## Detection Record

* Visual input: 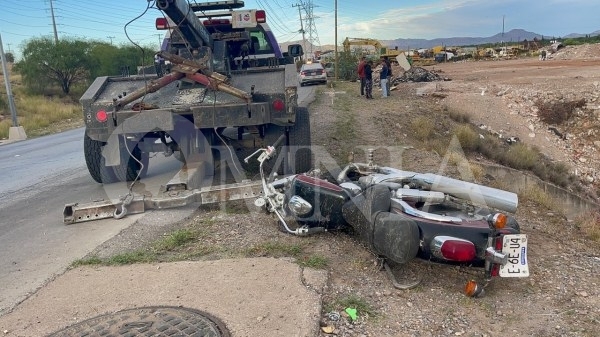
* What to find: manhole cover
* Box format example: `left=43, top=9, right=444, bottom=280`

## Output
left=46, top=306, right=231, bottom=337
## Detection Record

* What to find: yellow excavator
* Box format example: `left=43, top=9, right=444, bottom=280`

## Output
left=342, top=37, right=402, bottom=58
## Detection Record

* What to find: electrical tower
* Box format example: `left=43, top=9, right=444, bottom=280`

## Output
left=303, top=0, right=321, bottom=57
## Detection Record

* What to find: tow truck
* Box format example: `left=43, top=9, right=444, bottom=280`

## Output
left=67, top=0, right=310, bottom=223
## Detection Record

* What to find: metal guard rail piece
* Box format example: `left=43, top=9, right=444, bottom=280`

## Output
left=63, top=181, right=263, bottom=224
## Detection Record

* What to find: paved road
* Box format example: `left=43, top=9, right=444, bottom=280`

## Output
left=0, top=85, right=315, bottom=316
left=0, top=127, right=182, bottom=316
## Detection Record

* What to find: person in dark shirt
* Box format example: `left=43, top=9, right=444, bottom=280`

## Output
left=379, top=59, right=389, bottom=98
left=364, top=60, right=373, bottom=99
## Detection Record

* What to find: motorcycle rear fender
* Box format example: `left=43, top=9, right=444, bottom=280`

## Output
left=372, top=211, right=420, bottom=264
left=342, top=184, right=420, bottom=265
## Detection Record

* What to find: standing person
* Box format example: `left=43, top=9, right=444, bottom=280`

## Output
left=364, top=60, right=373, bottom=99
left=379, top=59, right=389, bottom=98
left=385, top=56, right=392, bottom=95
left=357, top=56, right=366, bottom=96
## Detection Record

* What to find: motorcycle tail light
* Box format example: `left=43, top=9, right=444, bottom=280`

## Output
left=491, top=235, right=504, bottom=277
left=487, top=213, right=507, bottom=229
left=431, top=236, right=476, bottom=262
left=288, top=195, right=312, bottom=216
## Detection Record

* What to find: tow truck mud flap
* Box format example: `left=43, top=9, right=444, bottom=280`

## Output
left=63, top=181, right=263, bottom=224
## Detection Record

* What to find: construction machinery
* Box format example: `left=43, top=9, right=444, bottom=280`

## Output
left=342, top=37, right=402, bottom=58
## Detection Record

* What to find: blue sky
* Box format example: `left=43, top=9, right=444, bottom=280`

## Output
left=1, top=0, right=599, bottom=58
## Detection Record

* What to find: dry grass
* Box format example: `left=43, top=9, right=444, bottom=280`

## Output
left=446, top=108, right=471, bottom=123
left=500, top=143, right=539, bottom=170
left=0, top=95, right=81, bottom=139
left=518, top=184, right=561, bottom=212
left=453, top=124, right=479, bottom=151
left=536, top=99, right=586, bottom=125
left=411, top=116, right=434, bottom=141
left=1, top=68, right=82, bottom=139
left=574, top=211, right=600, bottom=241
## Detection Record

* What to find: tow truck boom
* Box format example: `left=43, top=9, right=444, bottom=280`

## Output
left=156, top=0, right=213, bottom=48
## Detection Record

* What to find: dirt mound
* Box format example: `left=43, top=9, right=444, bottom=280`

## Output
left=547, top=42, right=600, bottom=60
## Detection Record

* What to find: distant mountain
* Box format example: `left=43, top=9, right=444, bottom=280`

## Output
left=381, top=29, right=548, bottom=50
left=281, top=28, right=600, bottom=54
left=564, top=30, right=600, bottom=38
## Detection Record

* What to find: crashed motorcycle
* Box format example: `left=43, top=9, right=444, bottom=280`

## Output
left=245, top=135, right=530, bottom=297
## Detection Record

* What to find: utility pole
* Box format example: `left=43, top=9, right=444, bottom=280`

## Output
left=502, top=15, right=505, bottom=52
left=156, top=34, right=163, bottom=50
left=49, top=0, right=59, bottom=44
left=107, top=36, right=115, bottom=45
left=334, top=0, right=338, bottom=80
left=293, top=2, right=306, bottom=61
left=0, top=33, right=26, bottom=140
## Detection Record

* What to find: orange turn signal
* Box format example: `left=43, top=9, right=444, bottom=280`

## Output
left=491, top=213, right=507, bottom=229
left=464, top=280, right=484, bottom=297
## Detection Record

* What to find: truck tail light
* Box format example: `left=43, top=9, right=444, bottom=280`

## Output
left=431, top=236, right=476, bottom=262
left=255, top=10, right=266, bottom=23
left=96, top=110, right=108, bottom=123
left=272, top=99, right=285, bottom=111
left=156, top=17, right=169, bottom=30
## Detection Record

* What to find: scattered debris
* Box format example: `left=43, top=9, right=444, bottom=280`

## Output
left=393, top=67, right=448, bottom=84
left=506, top=136, right=520, bottom=144
left=321, top=326, right=335, bottom=334
left=548, top=126, right=566, bottom=140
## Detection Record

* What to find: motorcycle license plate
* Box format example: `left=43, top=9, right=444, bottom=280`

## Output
left=499, top=234, right=529, bottom=277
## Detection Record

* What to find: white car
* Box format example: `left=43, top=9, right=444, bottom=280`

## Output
left=298, top=63, right=327, bottom=86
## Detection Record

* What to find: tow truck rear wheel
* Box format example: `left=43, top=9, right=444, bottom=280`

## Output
left=111, top=139, right=149, bottom=183
left=265, top=107, right=312, bottom=175
left=84, top=134, right=148, bottom=184
left=84, top=134, right=111, bottom=183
